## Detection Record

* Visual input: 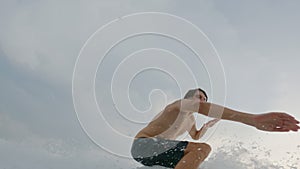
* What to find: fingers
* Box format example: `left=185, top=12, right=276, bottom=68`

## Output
left=256, top=112, right=300, bottom=132
left=273, top=120, right=300, bottom=132
left=266, top=126, right=297, bottom=132
left=282, top=123, right=300, bottom=132
left=271, top=113, right=300, bottom=130
left=212, top=118, right=221, bottom=123
left=206, top=119, right=220, bottom=127
left=258, top=122, right=300, bottom=132
left=281, top=118, right=299, bottom=124
left=272, top=127, right=290, bottom=132
left=277, top=113, right=300, bottom=123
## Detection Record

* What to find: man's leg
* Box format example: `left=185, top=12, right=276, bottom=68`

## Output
left=175, top=142, right=211, bottom=169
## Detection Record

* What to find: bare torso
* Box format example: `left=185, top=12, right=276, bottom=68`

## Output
left=135, top=108, right=195, bottom=140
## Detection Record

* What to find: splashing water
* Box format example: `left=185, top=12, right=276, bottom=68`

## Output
left=133, top=139, right=299, bottom=169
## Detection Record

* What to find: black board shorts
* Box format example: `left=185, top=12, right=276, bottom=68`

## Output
left=131, top=137, right=188, bottom=168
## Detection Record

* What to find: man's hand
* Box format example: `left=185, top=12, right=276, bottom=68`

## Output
left=253, top=112, right=300, bottom=132
left=203, top=118, right=220, bottom=128
left=194, top=119, right=220, bottom=139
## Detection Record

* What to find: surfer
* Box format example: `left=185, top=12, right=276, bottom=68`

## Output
left=131, top=88, right=300, bottom=169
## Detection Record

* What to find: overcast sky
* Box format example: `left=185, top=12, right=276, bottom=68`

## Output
left=1, top=0, right=300, bottom=168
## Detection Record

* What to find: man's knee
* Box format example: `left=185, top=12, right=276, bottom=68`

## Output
left=200, top=143, right=211, bottom=153
left=186, top=142, right=211, bottom=154
left=184, top=142, right=211, bottom=162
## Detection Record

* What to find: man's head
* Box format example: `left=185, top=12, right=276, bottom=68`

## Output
left=184, top=88, right=208, bottom=102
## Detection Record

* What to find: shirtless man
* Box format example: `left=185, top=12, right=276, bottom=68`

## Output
left=131, top=88, right=300, bottom=169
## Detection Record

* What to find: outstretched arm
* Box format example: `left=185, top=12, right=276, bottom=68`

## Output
left=198, top=102, right=300, bottom=132
left=173, top=99, right=300, bottom=132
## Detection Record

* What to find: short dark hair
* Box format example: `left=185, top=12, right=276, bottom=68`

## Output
left=183, top=88, right=208, bottom=101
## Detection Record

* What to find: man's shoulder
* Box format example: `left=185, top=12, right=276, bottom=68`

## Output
left=164, top=100, right=181, bottom=112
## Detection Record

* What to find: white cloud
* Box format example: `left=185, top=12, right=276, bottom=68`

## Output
left=0, top=0, right=143, bottom=86
left=1, top=0, right=300, bottom=168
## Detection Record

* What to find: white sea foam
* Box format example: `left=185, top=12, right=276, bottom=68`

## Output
left=1, top=137, right=298, bottom=169
left=134, top=139, right=299, bottom=169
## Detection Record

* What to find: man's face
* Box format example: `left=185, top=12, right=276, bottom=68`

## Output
left=192, top=90, right=207, bottom=102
